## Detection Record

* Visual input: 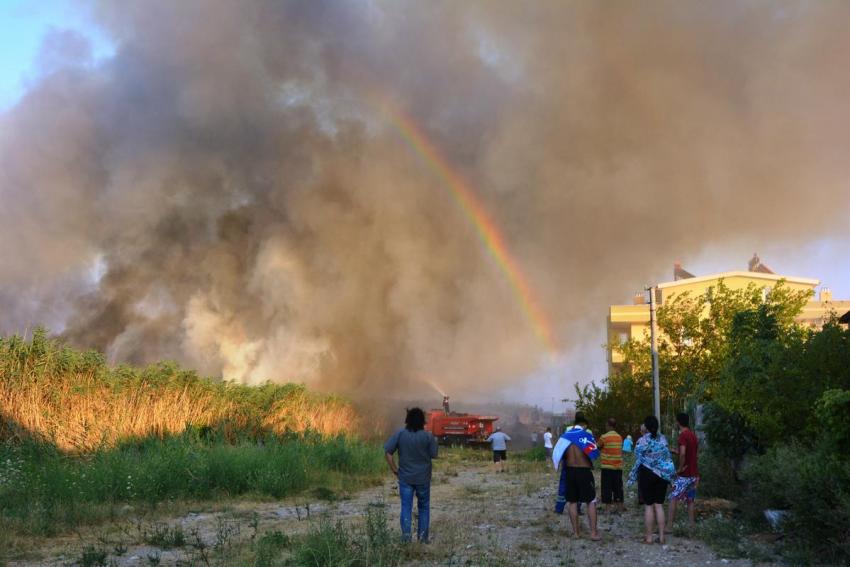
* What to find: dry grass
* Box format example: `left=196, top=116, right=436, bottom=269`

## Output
left=0, top=328, right=357, bottom=452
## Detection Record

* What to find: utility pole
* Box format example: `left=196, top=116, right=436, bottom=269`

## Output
left=647, top=285, right=661, bottom=422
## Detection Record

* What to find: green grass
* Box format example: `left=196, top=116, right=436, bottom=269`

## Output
left=289, top=504, right=401, bottom=567
left=0, top=433, right=384, bottom=537
left=517, top=445, right=547, bottom=462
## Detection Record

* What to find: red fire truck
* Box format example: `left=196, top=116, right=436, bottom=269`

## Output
left=425, top=396, right=499, bottom=446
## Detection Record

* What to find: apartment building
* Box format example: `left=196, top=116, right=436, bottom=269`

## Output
left=607, top=255, right=850, bottom=374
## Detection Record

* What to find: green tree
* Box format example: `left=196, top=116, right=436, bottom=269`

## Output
left=589, top=280, right=812, bottom=439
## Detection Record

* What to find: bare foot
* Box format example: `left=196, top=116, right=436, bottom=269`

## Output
left=590, top=533, right=602, bottom=541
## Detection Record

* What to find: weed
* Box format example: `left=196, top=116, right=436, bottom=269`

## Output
left=111, top=538, right=128, bottom=556
left=252, top=530, right=290, bottom=567
left=78, top=544, right=110, bottom=567
left=311, top=486, right=337, bottom=501
left=518, top=445, right=548, bottom=462
left=288, top=503, right=401, bottom=567
left=143, top=522, right=187, bottom=549
left=248, top=512, right=260, bottom=542
left=291, top=518, right=353, bottom=566
left=146, top=550, right=161, bottom=565
left=697, top=515, right=746, bottom=558
left=517, top=541, right=541, bottom=552
left=188, top=527, right=211, bottom=567
left=362, top=503, right=399, bottom=566
left=214, top=517, right=241, bottom=553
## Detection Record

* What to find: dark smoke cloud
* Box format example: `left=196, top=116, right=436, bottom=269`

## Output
left=2, top=0, right=849, bottom=397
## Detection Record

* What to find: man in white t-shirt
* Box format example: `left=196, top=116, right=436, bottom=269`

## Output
left=543, top=427, right=554, bottom=468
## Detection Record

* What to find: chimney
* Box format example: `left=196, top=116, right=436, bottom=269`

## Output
left=633, top=291, right=646, bottom=305
left=820, top=288, right=832, bottom=302
left=748, top=253, right=760, bottom=271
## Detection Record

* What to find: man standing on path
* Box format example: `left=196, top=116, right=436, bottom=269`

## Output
left=554, top=424, right=584, bottom=514
left=384, top=407, right=438, bottom=543
left=544, top=427, right=554, bottom=469
left=486, top=426, right=511, bottom=473
left=552, top=413, right=601, bottom=540
left=669, top=412, right=699, bottom=530
left=599, top=418, right=625, bottom=514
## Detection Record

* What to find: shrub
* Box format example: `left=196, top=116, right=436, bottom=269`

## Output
left=697, top=449, right=741, bottom=500
left=742, top=443, right=850, bottom=564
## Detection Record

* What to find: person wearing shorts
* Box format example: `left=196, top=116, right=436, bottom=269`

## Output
left=552, top=413, right=601, bottom=540
left=628, top=416, right=675, bottom=544
left=669, top=412, right=699, bottom=529
left=486, top=427, right=511, bottom=473
left=638, top=465, right=669, bottom=505
left=598, top=418, right=625, bottom=514
left=565, top=466, right=596, bottom=504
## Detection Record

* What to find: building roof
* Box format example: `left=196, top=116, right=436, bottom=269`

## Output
left=656, top=271, right=820, bottom=291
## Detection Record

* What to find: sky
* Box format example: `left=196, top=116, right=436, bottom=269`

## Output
left=0, top=0, right=112, bottom=110
left=1, top=1, right=849, bottom=406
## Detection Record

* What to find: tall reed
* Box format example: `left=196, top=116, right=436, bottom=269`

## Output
left=0, top=328, right=357, bottom=452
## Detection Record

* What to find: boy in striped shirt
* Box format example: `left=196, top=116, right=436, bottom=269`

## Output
left=598, top=418, right=625, bottom=514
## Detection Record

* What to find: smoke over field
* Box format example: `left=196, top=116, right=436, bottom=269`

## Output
left=1, top=1, right=849, bottom=397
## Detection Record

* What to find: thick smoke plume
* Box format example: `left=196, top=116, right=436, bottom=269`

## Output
left=2, top=1, right=849, bottom=397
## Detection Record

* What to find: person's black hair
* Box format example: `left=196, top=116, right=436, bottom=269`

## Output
left=607, top=417, right=617, bottom=429
left=574, top=412, right=589, bottom=426
left=546, top=427, right=552, bottom=432
left=405, top=407, right=426, bottom=432
left=676, top=413, right=690, bottom=428
left=643, top=415, right=659, bottom=439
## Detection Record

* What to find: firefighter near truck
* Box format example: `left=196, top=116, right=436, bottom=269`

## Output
left=425, top=396, right=499, bottom=446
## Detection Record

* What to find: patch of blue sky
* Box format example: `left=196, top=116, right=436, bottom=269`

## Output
left=0, top=0, right=115, bottom=110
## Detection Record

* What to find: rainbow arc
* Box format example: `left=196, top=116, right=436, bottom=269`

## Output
left=375, top=97, right=557, bottom=355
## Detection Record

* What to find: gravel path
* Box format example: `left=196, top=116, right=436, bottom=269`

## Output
left=11, top=460, right=760, bottom=566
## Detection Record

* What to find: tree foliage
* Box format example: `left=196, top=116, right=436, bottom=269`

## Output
left=579, top=280, right=850, bottom=444
left=578, top=279, right=850, bottom=561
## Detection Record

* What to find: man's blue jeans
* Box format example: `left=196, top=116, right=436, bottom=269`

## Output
left=398, top=480, right=430, bottom=542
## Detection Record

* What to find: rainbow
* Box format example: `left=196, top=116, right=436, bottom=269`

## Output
left=375, top=98, right=557, bottom=355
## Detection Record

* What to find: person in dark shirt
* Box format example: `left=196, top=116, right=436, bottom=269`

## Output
left=669, top=412, right=699, bottom=530
left=384, top=407, right=438, bottom=542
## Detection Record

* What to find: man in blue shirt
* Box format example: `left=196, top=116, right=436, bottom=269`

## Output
left=384, top=407, right=438, bottom=542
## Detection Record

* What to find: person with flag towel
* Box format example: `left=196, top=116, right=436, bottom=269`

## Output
left=551, top=413, right=601, bottom=540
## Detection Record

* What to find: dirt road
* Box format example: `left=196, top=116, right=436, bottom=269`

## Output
left=14, top=457, right=757, bottom=566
